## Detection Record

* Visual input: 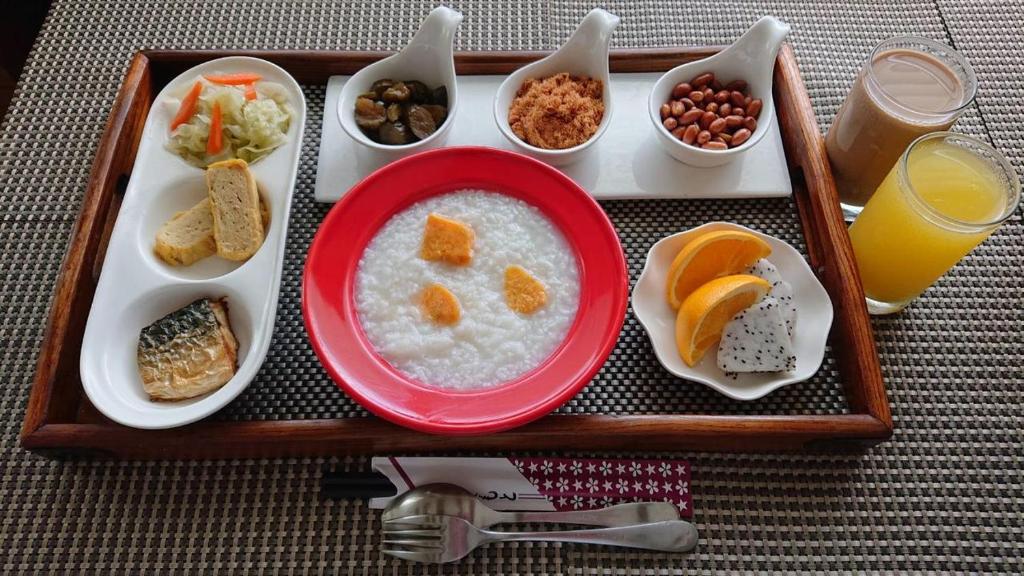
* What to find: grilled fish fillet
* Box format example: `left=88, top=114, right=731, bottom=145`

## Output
left=137, top=297, right=238, bottom=401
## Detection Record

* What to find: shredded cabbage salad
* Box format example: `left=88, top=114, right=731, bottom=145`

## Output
left=167, top=80, right=292, bottom=167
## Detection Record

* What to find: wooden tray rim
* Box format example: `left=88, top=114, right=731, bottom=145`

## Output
left=21, top=47, right=892, bottom=459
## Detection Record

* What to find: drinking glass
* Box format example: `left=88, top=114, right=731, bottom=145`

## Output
left=849, top=132, right=1020, bottom=315
left=826, top=37, right=976, bottom=221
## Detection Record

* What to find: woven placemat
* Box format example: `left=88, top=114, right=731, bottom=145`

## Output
left=1, top=1, right=1021, bottom=574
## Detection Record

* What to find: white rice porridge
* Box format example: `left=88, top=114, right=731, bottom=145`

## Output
left=355, top=190, right=580, bottom=389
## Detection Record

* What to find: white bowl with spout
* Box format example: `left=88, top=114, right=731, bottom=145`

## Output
left=338, top=6, right=462, bottom=162
left=649, top=16, right=790, bottom=168
left=493, top=8, right=620, bottom=167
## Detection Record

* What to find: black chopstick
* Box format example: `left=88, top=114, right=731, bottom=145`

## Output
left=321, top=470, right=397, bottom=499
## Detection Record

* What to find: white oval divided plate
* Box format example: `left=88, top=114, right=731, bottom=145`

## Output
left=632, top=222, right=833, bottom=401
left=80, top=57, right=306, bottom=429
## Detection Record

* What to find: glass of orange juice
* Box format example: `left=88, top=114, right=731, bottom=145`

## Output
left=849, top=132, right=1020, bottom=315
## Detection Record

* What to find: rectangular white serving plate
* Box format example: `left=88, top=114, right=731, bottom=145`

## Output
left=79, top=57, right=306, bottom=430
left=315, top=73, right=791, bottom=203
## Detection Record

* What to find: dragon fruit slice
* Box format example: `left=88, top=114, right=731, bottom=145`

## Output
left=746, top=259, right=783, bottom=285
left=746, top=259, right=796, bottom=337
left=717, top=296, right=796, bottom=373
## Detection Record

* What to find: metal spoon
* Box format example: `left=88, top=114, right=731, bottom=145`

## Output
left=381, top=483, right=681, bottom=528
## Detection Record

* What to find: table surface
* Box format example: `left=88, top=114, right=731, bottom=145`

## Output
left=1, top=1, right=1021, bottom=574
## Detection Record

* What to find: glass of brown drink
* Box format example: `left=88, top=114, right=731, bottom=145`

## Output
left=825, top=37, right=976, bottom=221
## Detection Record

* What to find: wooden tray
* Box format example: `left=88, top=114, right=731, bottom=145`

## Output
left=21, top=47, right=892, bottom=459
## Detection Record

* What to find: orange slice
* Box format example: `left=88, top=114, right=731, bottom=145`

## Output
left=418, top=283, right=461, bottom=326
left=665, top=230, right=771, bottom=309
left=675, top=274, right=770, bottom=367
left=504, top=265, right=547, bottom=314
left=420, top=213, right=474, bottom=266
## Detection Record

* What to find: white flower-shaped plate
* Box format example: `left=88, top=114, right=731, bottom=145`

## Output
left=631, top=222, right=834, bottom=401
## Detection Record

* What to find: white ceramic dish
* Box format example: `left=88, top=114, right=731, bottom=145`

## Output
left=316, top=74, right=792, bottom=202
left=493, top=8, right=619, bottom=167
left=337, top=6, right=462, bottom=165
left=631, top=222, right=833, bottom=401
left=649, top=16, right=790, bottom=167
left=80, top=56, right=306, bottom=429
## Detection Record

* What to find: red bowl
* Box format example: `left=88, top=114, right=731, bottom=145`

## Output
left=302, top=146, right=627, bottom=435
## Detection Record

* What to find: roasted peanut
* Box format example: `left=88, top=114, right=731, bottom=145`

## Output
left=706, top=102, right=719, bottom=114
left=671, top=126, right=687, bottom=139
left=719, top=132, right=733, bottom=144
left=681, top=97, right=695, bottom=110
left=733, top=107, right=744, bottom=117
left=714, top=90, right=730, bottom=104
left=697, top=130, right=712, bottom=145
left=725, top=79, right=747, bottom=92
left=731, top=128, right=752, bottom=146
left=680, top=108, right=704, bottom=125
left=743, top=116, right=757, bottom=132
left=699, top=111, right=717, bottom=129
left=709, top=117, right=727, bottom=134
left=729, top=91, right=746, bottom=107
left=691, top=72, right=714, bottom=88
left=710, top=78, right=723, bottom=91
left=688, top=90, right=705, bottom=103
left=671, top=100, right=686, bottom=117
left=660, top=103, right=672, bottom=119
left=744, top=95, right=752, bottom=107
left=725, top=115, right=744, bottom=129
left=719, top=103, right=732, bottom=117
left=682, top=123, right=700, bottom=144
left=663, top=117, right=679, bottom=130
left=703, top=141, right=728, bottom=150
left=672, top=82, right=693, bottom=99
left=702, top=87, right=714, bottom=100
left=746, top=98, right=763, bottom=118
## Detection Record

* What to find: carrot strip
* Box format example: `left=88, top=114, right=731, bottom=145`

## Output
left=206, top=102, right=223, bottom=155
left=170, top=81, right=203, bottom=131
left=244, top=83, right=257, bottom=101
left=204, top=73, right=263, bottom=85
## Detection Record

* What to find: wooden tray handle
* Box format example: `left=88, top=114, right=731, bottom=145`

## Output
left=774, top=45, right=891, bottom=431
left=21, top=53, right=152, bottom=439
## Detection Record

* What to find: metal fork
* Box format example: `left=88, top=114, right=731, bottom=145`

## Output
left=382, top=514, right=698, bottom=563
